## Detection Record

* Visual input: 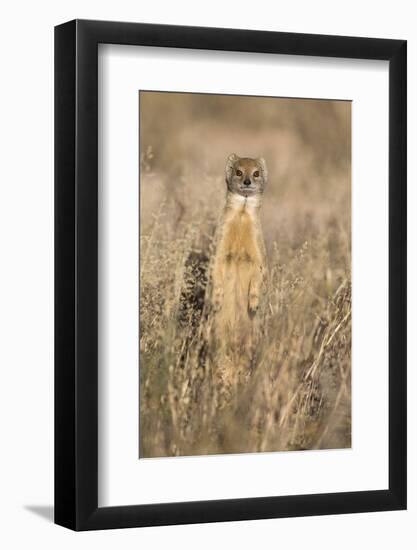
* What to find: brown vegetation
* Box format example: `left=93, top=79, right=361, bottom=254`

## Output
left=139, top=92, right=351, bottom=458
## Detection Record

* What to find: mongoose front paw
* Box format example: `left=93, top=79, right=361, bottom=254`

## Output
left=248, top=294, right=259, bottom=318
left=212, top=288, right=224, bottom=313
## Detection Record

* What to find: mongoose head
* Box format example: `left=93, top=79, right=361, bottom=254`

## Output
left=225, top=154, right=268, bottom=198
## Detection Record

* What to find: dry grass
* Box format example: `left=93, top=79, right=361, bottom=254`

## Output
left=139, top=92, right=351, bottom=458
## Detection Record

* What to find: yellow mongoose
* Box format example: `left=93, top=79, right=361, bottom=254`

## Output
left=212, top=154, right=267, bottom=349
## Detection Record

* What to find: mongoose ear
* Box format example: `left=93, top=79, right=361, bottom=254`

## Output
left=225, top=153, right=239, bottom=182
left=258, top=157, right=268, bottom=181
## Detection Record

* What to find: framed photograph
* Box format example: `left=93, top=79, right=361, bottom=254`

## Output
left=55, top=19, right=406, bottom=530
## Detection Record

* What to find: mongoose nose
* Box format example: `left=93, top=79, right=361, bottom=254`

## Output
left=244, top=179, right=251, bottom=186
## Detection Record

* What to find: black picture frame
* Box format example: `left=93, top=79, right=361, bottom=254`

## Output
left=55, top=19, right=407, bottom=531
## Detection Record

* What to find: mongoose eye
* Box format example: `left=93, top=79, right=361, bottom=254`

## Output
left=253, top=171, right=260, bottom=178
left=236, top=169, right=243, bottom=177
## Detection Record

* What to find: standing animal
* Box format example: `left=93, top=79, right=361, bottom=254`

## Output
left=212, top=153, right=268, bottom=350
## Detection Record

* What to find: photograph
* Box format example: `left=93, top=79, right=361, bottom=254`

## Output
left=139, top=91, right=352, bottom=458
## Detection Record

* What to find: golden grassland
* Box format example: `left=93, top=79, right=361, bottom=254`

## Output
left=139, top=92, right=351, bottom=457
